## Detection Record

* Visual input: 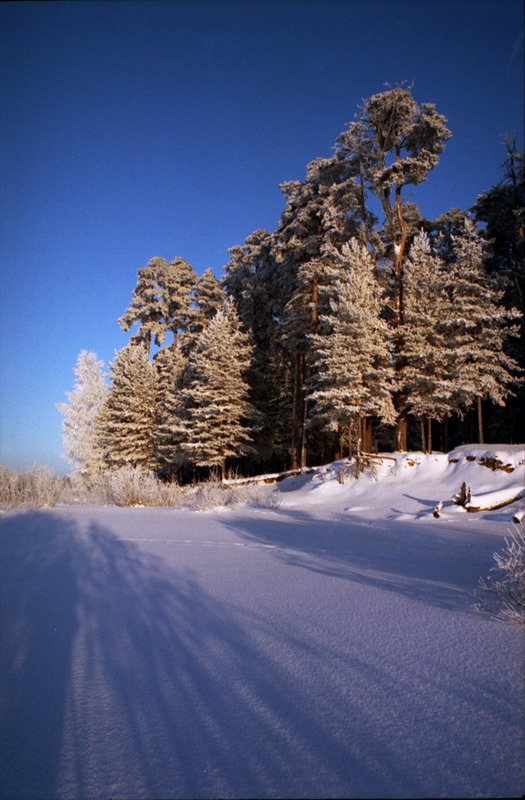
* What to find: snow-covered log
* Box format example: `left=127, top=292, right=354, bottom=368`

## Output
left=465, top=488, right=525, bottom=513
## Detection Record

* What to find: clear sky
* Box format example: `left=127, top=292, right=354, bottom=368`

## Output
left=0, top=0, right=523, bottom=473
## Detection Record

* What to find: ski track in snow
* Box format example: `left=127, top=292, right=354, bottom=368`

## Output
left=1, top=448, right=524, bottom=799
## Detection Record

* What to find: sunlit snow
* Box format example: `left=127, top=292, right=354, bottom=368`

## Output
left=1, top=446, right=524, bottom=799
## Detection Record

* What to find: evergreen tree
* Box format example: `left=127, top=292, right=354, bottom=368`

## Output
left=223, top=230, right=284, bottom=466
left=118, top=257, right=167, bottom=354
left=399, top=232, right=457, bottom=451
left=336, top=85, right=451, bottom=448
left=56, top=350, right=108, bottom=478
left=176, top=301, right=257, bottom=478
left=160, top=257, right=198, bottom=349
left=191, top=268, right=225, bottom=336
left=97, top=344, right=157, bottom=469
left=443, top=219, right=521, bottom=442
left=153, top=346, right=189, bottom=476
left=271, top=157, right=364, bottom=467
left=119, top=256, right=198, bottom=353
left=308, top=239, right=396, bottom=456
left=473, top=137, right=524, bottom=441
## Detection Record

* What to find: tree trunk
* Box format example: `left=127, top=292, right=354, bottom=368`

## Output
left=477, top=396, right=484, bottom=444
left=427, top=416, right=433, bottom=454
left=396, top=411, right=408, bottom=451
left=362, top=416, right=372, bottom=453
left=420, top=418, right=427, bottom=453
left=300, top=396, right=308, bottom=469
left=291, top=353, right=305, bottom=469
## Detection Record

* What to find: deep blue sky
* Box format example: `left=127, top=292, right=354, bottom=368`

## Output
left=1, top=0, right=523, bottom=473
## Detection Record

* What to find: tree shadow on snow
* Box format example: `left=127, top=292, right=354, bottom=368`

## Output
left=223, top=509, right=496, bottom=614
left=0, top=509, right=399, bottom=800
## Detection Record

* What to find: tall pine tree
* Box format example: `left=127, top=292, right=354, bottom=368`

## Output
left=97, top=344, right=157, bottom=469
left=56, top=350, right=108, bottom=479
left=443, top=219, right=521, bottom=442
left=176, top=301, right=257, bottom=478
left=308, top=239, right=396, bottom=456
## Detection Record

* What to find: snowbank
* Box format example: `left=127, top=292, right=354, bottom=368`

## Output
left=273, top=446, right=525, bottom=523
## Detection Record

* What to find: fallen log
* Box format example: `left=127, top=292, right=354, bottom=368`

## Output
left=465, top=489, right=525, bottom=513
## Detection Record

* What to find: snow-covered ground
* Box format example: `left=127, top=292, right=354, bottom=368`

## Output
left=1, top=446, right=524, bottom=799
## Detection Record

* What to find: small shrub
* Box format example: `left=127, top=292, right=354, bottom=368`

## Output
left=231, top=483, right=282, bottom=509
left=0, top=465, right=66, bottom=509
left=103, top=466, right=182, bottom=507
left=188, top=477, right=281, bottom=511
left=478, top=528, right=525, bottom=624
left=190, top=475, right=227, bottom=510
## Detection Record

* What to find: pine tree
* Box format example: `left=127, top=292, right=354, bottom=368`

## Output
left=335, top=85, right=451, bottom=448
left=308, top=239, right=396, bottom=456
left=191, top=268, right=225, bottom=336
left=399, top=232, right=457, bottom=451
left=160, top=257, right=198, bottom=349
left=473, top=137, right=524, bottom=441
left=443, top=218, right=521, bottom=442
left=119, top=256, right=198, bottom=354
left=176, top=301, right=258, bottom=478
left=223, top=229, right=285, bottom=466
left=153, top=346, right=190, bottom=476
left=56, top=350, right=108, bottom=478
left=118, top=257, right=167, bottom=354
left=271, top=157, right=365, bottom=467
left=97, top=344, right=157, bottom=469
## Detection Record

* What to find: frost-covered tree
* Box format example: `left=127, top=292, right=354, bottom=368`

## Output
left=223, top=229, right=286, bottom=465
left=176, top=301, right=258, bottom=478
left=191, top=268, right=225, bottom=336
left=153, top=345, right=190, bottom=476
left=118, top=257, right=167, bottom=354
left=97, top=344, right=157, bottom=469
left=336, top=84, right=451, bottom=449
left=160, top=257, right=198, bottom=349
left=119, top=256, right=198, bottom=353
left=473, top=137, right=525, bottom=441
left=56, top=350, right=108, bottom=478
left=399, top=232, right=458, bottom=451
left=442, top=219, right=521, bottom=442
left=308, top=239, right=396, bottom=456
left=271, top=158, right=365, bottom=467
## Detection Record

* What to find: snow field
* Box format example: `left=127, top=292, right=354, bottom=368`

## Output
left=1, top=447, right=524, bottom=799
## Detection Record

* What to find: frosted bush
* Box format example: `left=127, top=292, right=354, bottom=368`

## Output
left=0, top=466, right=19, bottom=508
left=105, top=466, right=181, bottom=507
left=231, top=483, right=282, bottom=509
left=0, top=465, right=66, bottom=509
left=478, top=528, right=525, bottom=624
left=189, top=477, right=281, bottom=510
left=191, top=475, right=227, bottom=510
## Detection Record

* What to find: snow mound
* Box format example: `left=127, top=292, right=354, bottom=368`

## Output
left=274, top=446, right=525, bottom=522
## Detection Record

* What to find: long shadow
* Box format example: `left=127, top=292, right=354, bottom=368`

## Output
left=222, top=509, right=500, bottom=613
left=0, top=511, right=79, bottom=799
left=1, top=508, right=522, bottom=799
left=0, top=509, right=395, bottom=799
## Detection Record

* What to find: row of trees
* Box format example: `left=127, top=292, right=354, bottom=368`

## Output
left=58, top=85, right=524, bottom=481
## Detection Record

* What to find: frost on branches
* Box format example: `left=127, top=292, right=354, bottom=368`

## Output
left=478, top=528, right=525, bottom=624
left=97, top=344, right=157, bottom=469
left=175, top=300, right=259, bottom=479
left=56, top=350, right=108, bottom=479
left=308, top=239, right=396, bottom=456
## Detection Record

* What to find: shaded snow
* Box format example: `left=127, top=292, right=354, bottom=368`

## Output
left=1, top=447, right=524, bottom=799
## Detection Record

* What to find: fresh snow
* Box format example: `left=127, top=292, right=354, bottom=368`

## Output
left=1, top=446, right=524, bottom=799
